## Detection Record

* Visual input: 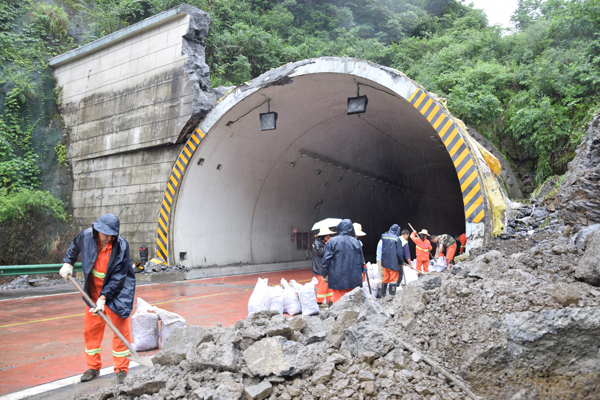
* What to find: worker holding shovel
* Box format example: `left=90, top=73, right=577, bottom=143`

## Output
left=60, top=213, right=136, bottom=384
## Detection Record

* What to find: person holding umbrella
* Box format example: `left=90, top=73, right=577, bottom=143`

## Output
left=312, top=226, right=334, bottom=306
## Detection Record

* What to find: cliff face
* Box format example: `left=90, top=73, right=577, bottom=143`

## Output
left=558, top=112, right=600, bottom=226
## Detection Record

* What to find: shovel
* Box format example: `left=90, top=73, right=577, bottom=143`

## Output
left=68, top=275, right=154, bottom=367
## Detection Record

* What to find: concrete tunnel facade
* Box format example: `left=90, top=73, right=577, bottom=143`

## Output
left=159, top=58, right=490, bottom=268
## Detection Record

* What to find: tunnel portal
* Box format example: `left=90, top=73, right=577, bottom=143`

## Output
left=158, top=58, right=487, bottom=267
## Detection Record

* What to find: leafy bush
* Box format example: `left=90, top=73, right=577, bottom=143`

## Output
left=0, top=188, right=73, bottom=265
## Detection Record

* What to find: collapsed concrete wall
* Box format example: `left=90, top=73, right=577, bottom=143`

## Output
left=50, top=5, right=218, bottom=258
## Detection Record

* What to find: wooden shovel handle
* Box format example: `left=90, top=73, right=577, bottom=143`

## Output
left=408, top=223, right=416, bottom=233
left=68, top=275, right=139, bottom=359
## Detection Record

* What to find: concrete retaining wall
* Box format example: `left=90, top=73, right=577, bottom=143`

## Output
left=51, top=7, right=205, bottom=258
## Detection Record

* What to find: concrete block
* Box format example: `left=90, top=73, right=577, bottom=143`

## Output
left=111, top=167, right=132, bottom=187
left=104, top=65, right=122, bottom=85
left=180, top=94, right=193, bottom=116
left=119, top=58, right=140, bottom=80
left=159, top=15, right=184, bottom=33
left=174, top=43, right=186, bottom=62
left=86, top=71, right=106, bottom=93
left=99, top=51, right=116, bottom=71
left=130, top=37, right=150, bottom=60
left=114, top=45, right=132, bottom=65
left=148, top=31, right=169, bottom=54
left=167, top=26, right=185, bottom=47
left=129, top=163, right=154, bottom=185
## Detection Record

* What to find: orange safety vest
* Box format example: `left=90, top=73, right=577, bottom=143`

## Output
left=410, top=232, right=432, bottom=260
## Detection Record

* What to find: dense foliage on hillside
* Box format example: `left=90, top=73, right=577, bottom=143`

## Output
left=0, top=0, right=599, bottom=262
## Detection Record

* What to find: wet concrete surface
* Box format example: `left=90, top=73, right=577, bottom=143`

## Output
left=0, top=268, right=313, bottom=398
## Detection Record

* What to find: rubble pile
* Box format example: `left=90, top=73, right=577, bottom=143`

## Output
left=78, top=230, right=600, bottom=400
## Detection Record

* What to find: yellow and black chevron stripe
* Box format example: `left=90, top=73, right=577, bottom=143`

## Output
left=408, top=88, right=485, bottom=224
left=156, top=128, right=205, bottom=261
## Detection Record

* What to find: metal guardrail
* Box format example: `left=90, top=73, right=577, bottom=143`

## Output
left=0, top=263, right=83, bottom=277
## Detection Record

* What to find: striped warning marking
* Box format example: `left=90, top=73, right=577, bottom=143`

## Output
left=156, top=128, right=206, bottom=261
left=408, top=88, right=485, bottom=224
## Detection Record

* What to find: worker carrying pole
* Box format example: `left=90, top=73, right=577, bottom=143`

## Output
left=409, top=223, right=432, bottom=274
left=59, top=213, right=136, bottom=384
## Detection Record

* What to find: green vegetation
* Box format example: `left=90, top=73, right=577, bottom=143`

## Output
left=1, top=0, right=599, bottom=262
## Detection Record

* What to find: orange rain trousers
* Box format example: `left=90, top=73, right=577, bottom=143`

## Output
left=382, top=268, right=399, bottom=283
left=315, top=275, right=333, bottom=304
left=445, top=243, right=457, bottom=264
left=84, top=240, right=131, bottom=373
left=84, top=305, right=131, bottom=373
left=331, top=289, right=352, bottom=304
left=415, top=258, right=429, bottom=274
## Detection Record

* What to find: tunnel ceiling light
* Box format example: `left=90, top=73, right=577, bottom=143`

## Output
left=347, top=83, right=368, bottom=115
left=260, top=99, right=277, bottom=131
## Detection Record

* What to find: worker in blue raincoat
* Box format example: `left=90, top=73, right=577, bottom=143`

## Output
left=321, top=219, right=365, bottom=304
left=60, top=213, right=135, bottom=384
left=380, top=224, right=405, bottom=297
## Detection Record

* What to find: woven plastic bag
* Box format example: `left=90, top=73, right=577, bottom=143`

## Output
left=131, top=298, right=159, bottom=351
left=153, top=306, right=186, bottom=348
left=431, top=256, right=448, bottom=272
left=248, top=277, right=271, bottom=316
left=269, top=285, right=284, bottom=315
left=298, top=277, right=319, bottom=316
left=281, top=278, right=302, bottom=315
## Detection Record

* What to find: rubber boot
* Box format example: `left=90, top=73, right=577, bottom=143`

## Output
left=389, top=283, right=397, bottom=296
left=381, top=283, right=388, bottom=298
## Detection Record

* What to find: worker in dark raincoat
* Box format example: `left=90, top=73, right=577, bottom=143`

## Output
left=60, top=213, right=135, bottom=384
left=321, top=219, right=365, bottom=304
left=380, top=224, right=405, bottom=297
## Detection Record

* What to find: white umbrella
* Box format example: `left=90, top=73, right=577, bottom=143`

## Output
left=311, top=218, right=343, bottom=231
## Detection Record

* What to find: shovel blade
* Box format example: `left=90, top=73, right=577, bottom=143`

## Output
left=127, top=354, right=154, bottom=368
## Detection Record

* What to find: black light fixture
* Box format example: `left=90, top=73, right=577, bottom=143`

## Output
left=259, top=99, right=278, bottom=131
left=347, top=83, right=368, bottom=115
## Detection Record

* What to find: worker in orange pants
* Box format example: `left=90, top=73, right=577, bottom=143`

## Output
left=60, top=214, right=136, bottom=384
left=84, top=304, right=132, bottom=373
left=410, top=229, right=432, bottom=274
left=431, top=233, right=457, bottom=266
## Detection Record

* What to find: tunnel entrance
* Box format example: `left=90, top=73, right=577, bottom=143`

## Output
left=157, top=58, right=487, bottom=267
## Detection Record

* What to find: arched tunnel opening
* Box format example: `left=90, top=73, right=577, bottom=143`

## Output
left=164, top=59, right=484, bottom=267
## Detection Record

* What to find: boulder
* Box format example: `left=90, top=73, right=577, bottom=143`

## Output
left=466, top=308, right=600, bottom=398
left=575, top=229, right=600, bottom=286
left=187, top=342, right=238, bottom=372
left=416, top=275, right=442, bottom=291
left=153, top=326, right=213, bottom=366
left=243, top=380, right=272, bottom=400
left=320, top=287, right=364, bottom=320
left=573, top=223, right=600, bottom=251
left=552, top=282, right=581, bottom=306
left=401, top=285, right=427, bottom=314
left=243, top=336, right=314, bottom=377
left=342, top=322, right=394, bottom=360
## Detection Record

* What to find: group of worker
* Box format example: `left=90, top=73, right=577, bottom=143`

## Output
left=312, top=219, right=467, bottom=302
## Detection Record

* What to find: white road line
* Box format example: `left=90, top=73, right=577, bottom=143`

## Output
left=0, top=362, right=139, bottom=400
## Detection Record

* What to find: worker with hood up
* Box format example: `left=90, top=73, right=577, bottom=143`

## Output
left=322, top=219, right=365, bottom=304
left=60, top=213, right=135, bottom=384
left=312, top=227, right=334, bottom=305
left=380, top=224, right=405, bottom=297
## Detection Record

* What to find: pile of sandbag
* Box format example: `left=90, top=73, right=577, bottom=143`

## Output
left=247, top=277, right=319, bottom=317
left=131, top=297, right=186, bottom=351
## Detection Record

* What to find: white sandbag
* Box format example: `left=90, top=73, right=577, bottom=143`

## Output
left=403, top=264, right=419, bottom=286
left=153, top=307, right=186, bottom=348
left=281, top=278, right=302, bottom=315
left=431, top=256, right=448, bottom=272
left=365, top=262, right=378, bottom=280
left=299, top=277, right=319, bottom=316
left=131, top=298, right=159, bottom=352
left=269, top=285, right=284, bottom=315
left=289, top=279, right=303, bottom=293
left=248, top=277, right=271, bottom=316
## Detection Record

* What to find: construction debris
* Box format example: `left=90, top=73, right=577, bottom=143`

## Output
left=76, top=227, right=600, bottom=400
